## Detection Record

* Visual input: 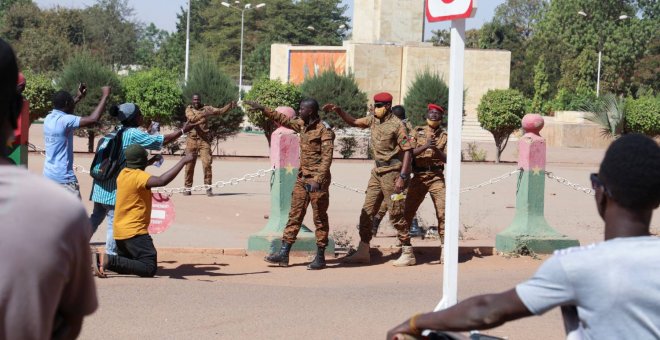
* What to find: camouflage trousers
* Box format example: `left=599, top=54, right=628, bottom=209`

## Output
left=184, top=137, right=213, bottom=188
left=359, top=169, right=409, bottom=245
left=404, top=171, right=446, bottom=241
left=282, top=178, right=330, bottom=247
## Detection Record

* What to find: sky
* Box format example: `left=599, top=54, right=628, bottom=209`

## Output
left=34, top=0, right=506, bottom=38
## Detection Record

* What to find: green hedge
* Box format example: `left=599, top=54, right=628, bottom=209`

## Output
left=625, top=96, right=660, bottom=137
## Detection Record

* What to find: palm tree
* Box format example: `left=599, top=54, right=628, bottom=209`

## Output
left=583, top=93, right=625, bottom=138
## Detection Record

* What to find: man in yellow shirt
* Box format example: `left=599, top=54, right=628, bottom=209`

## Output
left=93, top=144, right=194, bottom=278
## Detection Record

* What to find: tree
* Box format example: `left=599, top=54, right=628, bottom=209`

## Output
left=624, top=95, right=660, bottom=137
left=243, top=78, right=302, bottom=145
left=531, top=56, right=550, bottom=113
left=135, top=23, right=170, bottom=66
left=0, top=1, right=41, bottom=42
left=403, top=70, right=449, bottom=127
left=300, top=70, right=367, bottom=129
left=477, top=89, right=527, bottom=163
left=122, top=68, right=183, bottom=126
left=58, top=52, right=123, bottom=152
left=21, top=70, right=55, bottom=122
left=430, top=29, right=480, bottom=48
left=80, top=0, right=139, bottom=68
left=583, top=93, right=626, bottom=138
left=182, top=56, right=244, bottom=144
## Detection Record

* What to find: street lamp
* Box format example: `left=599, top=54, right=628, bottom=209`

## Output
left=184, top=0, right=191, bottom=84
left=577, top=11, right=629, bottom=97
left=221, top=1, right=266, bottom=101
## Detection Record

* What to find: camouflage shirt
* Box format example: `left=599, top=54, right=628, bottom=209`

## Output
left=265, top=109, right=335, bottom=184
left=354, top=113, right=412, bottom=173
left=185, top=105, right=224, bottom=141
left=412, top=125, right=447, bottom=172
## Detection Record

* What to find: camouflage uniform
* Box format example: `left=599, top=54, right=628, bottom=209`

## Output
left=404, top=125, right=448, bottom=241
left=264, top=109, right=335, bottom=247
left=184, top=105, right=222, bottom=188
left=355, top=113, right=413, bottom=244
left=374, top=119, right=414, bottom=221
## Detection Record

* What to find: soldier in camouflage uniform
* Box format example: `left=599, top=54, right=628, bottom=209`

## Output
left=245, top=99, right=335, bottom=270
left=372, top=105, right=414, bottom=236
left=183, top=94, right=235, bottom=196
left=324, top=92, right=415, bottom=266
left=405, top=104, right=448, bottom=259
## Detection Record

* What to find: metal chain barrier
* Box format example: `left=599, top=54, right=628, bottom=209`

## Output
left=29, top=143, right=91, bottom=174
left=545, top=171, right=594, bottom=196
left=154, top=168, right=274, bottom=195
left=459, top=168, right=522, bottom=193
left=330, top=168, right=523, bottom=195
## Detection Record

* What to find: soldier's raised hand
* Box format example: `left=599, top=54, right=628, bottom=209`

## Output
left=244, top=100, right=264, bottom=111
left=322, top=103, right=340, bottom=113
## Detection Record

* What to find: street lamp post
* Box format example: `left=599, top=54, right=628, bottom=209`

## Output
left=222, top=2, right=266, bottom=101
left=184, top=0, right=191, bottom=84
left=578, top=11, right=629, bottom=97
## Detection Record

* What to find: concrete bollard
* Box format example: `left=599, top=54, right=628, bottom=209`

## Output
left=495, top=114, right=579, bottom=254
left=247, top=107, right=334, bottom=255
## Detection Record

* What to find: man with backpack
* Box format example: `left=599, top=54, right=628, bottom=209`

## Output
left=90, top=103, right=195, bottom=256
left=43, top=85, right=111, bottom=198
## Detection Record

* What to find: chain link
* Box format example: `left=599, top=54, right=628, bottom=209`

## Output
left=330, top=168, right=523, bottom=195
left=459, top=168, right=522, bottom=193
left=30, top=143, right=91, bottom=174
left=154, top=168, right=274, bottom=195
left=545, top=171, right=594, bottom=196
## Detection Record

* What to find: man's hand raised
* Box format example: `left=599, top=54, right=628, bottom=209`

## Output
left=244, top=100, right=265, bottom=111
left=101, top=86, right=111, bottom=97
left=322, top=103, right=340, bottom=113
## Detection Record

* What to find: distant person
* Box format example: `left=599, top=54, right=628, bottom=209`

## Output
left=93, top=144, right=195, bottom=278
left=90, top=103, right=195, bottom=256
left=43, top=84, right=111, bottom=197
left=246, top=99, right=335, bottom=270
left=387, top=134, right=660, bottom=339
left=0, top=37, right=97, bottom=340
left=183, top=94, right=236, bottom=196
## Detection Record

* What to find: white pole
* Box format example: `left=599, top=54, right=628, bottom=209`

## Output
left=596, top=50, right=601, bottom=97
left=184, top=0, right=191, bottom=84
left=435, top=18, right=465, bottom=311
left=238, top=8, right=245, bottom=101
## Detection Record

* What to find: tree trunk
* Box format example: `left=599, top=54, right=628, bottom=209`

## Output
left=87, top=130, right=95, bottom=153
left=494, top=134, right=511, bottom=164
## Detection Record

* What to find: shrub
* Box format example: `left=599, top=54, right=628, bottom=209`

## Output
left=625, top=96, right=660, bottom=137
left=582, top=93, right=625, bottom=138
left=404, top=70, right=449, bottom=127
left=465, top=142, right=487, bottom=162
left=244, top=78, right=302, bottom=145
left=21, top=70, right=55, bottom=122
left=182, top=56, right=244, bottom=143
left=58, top=52, right=123, bottom=152
left=548, top=88, right=597, bottom=114
left=122, top=68, right=183, bottom=126
left=477, top=89, right=526, bottom=163
left=300, top=70, right=368, bottom=129
left=338, top=136, right=358, bottom=158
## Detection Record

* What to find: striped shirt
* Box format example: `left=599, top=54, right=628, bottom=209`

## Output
left=90, top=127, right=164, bottom=206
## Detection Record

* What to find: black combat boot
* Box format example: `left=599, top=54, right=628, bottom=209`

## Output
left=372, top=216, right=382, bottom=237
left=307, top=247, right=326, bottom=270
left=264, top=241, right=291, bottom=267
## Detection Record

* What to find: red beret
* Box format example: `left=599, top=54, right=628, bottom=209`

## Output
left=428, top=103, right=444, bottom=112
left=374, top=92, right=393, bottom=103
left=17, top=72, right=25, bottom=86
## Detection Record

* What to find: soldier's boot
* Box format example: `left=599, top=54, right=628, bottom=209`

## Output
left=183, top=190, right=191, bottom=196
left=206, top=188, right=213, bottom=197
left=371, top=216, right=382, bottom=237
left=307, top=246, right=326, bottom=270
left=409, top=217, right=423, bottom=238
left=393, top=245, right=416, bottom=267
left=264, top=241, right=291, bottom=267
left=439, top=233, right=445, bottom=264
left=343, top=242, right=370, bottom=264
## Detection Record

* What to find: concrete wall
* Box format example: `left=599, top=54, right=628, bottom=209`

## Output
left=400, top=46, right=511, bottom=118
left=347, top=43, right=404, bottom=107
left=542, top=116, right=614, bottom=149
left=353, top=0, right=424, bottom=44
left=270, top=44, right=291, bottom=82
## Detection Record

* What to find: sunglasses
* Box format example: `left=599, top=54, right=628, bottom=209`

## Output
left=590, top=173, right=612, bottom=197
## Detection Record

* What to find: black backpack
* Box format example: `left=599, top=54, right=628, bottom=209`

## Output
left=90, top=128, right=126, bottom=181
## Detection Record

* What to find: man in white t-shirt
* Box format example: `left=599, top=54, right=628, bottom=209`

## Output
left=0, top=38, right=98, bottom=340
left=387, top=133, right=660, bottom=340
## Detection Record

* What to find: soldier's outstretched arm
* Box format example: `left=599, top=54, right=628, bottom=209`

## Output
left=208, top=101, right=237, bottom=116
left=244, top=101, right=299, bottom=131
left=322, top=103, right=369, bottom=128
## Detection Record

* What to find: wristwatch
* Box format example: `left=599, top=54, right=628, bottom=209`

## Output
left=399, top=173, right=410, bottom=180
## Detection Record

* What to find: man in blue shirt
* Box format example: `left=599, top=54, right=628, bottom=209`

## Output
left=43, top=85, right=111, bottom=197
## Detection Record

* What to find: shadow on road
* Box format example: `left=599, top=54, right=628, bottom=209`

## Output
left=156, top=262, right=269, bottom=280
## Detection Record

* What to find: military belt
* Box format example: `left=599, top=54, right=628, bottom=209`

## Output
left=375, top=159, right=401, bottom=168
left=413, top=164, right=444, bottom=173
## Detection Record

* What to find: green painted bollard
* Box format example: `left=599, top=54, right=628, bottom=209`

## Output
left=496, top=114, right=579, bottom=254
left=247, top=108, right=334, bottom=255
